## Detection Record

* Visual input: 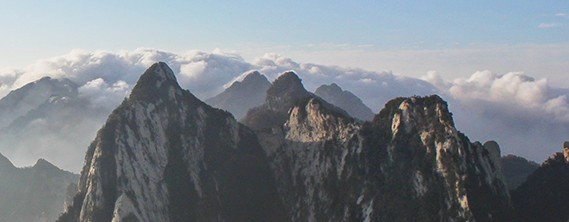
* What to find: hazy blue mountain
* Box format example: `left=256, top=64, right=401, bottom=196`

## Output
left=314, top=83, right=375, bottom=121
left=0, top=77, right=77, bottom=128
left=0, top=77, right=109, bottom=171
left=0, top=153, right=78, bottom=222
left=205, top=71, right=271, bottom=120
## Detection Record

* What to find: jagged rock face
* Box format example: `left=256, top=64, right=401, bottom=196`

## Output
left=501, top=154, right=539, bottom=190
left=58, top=62, right=284, bottom=222
left=244, top=72, right=513, bottom=221
left=205, top=71, right=271, bottom=120
left=512, top=146, right=569, bottom=222
left=314, top=83, right=375, bottom=121
left=0, top=154, right=78, bottom=222
left=563, top=141, right=569, bottom=161
left=359, top=98, right=512, bottom=221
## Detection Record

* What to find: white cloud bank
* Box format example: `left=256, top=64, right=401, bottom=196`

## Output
left=0, top=48, right=566, bottom=169
left=423, top=71, right=569, bottom=162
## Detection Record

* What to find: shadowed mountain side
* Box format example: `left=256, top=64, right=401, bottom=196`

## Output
left=206, top=71, right=271, bottom=120
left=0, top=154, right=78, bottom=222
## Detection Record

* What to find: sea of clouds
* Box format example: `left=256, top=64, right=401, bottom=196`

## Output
left=0, top=48, right=566, bottom=170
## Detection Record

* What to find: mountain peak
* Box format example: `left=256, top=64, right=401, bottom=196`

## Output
left=314, top=83, right=375, bottom=121
left=374, top=95, right=454, bottom=135
left=241, top=71, right=266, bottom=82
left=206, top=70, right=271, bottom=119
left=265, top=71, right=310, bottom=113
left=129, top=62, right=182, bottom=102
left=227, top=71, right=270, bottom=89
left=33, top=158, right=58, bottom=170
left=269, top=71, right=303, bottom=91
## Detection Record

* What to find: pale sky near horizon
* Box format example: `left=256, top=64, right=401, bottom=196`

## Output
left=0, top=1, right=568, bottom=84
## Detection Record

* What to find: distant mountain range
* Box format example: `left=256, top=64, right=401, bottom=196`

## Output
left=314, top=83, right=375, bottom=121
left=0, top=153, right=77, bottom=222
left=205, top=71, right=271, bottom=120
left=0, top=77, right=110, bottom=170
left=0, top=62, right=564, bottom=221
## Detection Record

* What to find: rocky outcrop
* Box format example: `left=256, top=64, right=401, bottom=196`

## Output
left=205, top=71, right=271, bottom=120
left=243, top=72, right=513, bottom=221
left=0, top=154, right=78, bottom=222
left=314, top=83, right=375, bottom=121
left=58, top=62, right=284, bottom=222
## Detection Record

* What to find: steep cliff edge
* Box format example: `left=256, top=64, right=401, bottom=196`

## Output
left=58, top=62, right=283, bottom=222
left=243, top=72, right=513, bottom=221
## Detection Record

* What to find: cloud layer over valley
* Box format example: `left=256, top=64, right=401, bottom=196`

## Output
left=0, top=48, right=566, bottom=170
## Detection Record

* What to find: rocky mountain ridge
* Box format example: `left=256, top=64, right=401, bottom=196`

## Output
left=243, top=72, right=513, bottom=221
left=0, top=153, right=78, bottom=222
left=0, top=76, right=110, bottom=170
left=60, top=63, right=514, bottom=221
left=58, top=62, right=284, bottom=222
left=314, top=83, right=375, bottom=121
left=511, top=142, right=569, bottom=222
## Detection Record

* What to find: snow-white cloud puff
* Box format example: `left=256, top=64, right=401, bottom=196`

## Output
left=423, top=71, right=569, bottom=161
left=428, top=70, right=569, bottom=122
left=78, top=78, right=130, bottom=110
left=0, top=48, right=255, bottom=103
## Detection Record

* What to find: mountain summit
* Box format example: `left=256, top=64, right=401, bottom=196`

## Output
left=243, top=72, right=513, bottom=221
left=58, top=62, right=284, bottom=222
left=60, top=64, right=513, bottom=222
left=205, top=71, right=271, bottom=119
left=314, top=83, right=375, bottom=121
left=0, top=154, right=77, bottom=222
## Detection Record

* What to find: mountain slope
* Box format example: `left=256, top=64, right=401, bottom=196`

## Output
left=205, top=71, right=271, bottom=120
left=243, top=72, right=513, bottom=221
left=58, top=62, right=284, bottom=222
left=314, top=83, right=375, bottom=121
left=512, top=142, right=569, bottom=222
left=501, top=154, right=539, bottom=190
left=0, top=153, right=78, bottom=222
left=0, top=77, right=78, bottom=128
left=0, top=77, right=110, bottom=170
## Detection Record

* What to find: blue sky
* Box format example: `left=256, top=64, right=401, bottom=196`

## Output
left=0, top=1, right=568, bottom=81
